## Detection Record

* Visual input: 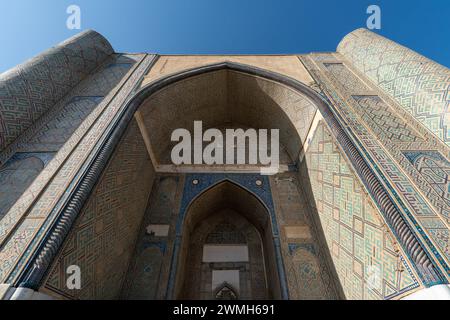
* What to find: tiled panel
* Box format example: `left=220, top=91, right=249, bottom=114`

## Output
left=0, top=55, right=154, bottom=284
left=18, top=97, right=102, bottom=152
left=42, top=120, right=154, bottom=299
left=14, top=55, right=136, bottom=155
left=75, top=57, right=137, bottom=97
left=0, top=30, right=113, bottom=152
left=0, top=153, right=53, bottom=220
left=271, top=172, right=342, bottom=300
left=121, top=176, right=181, bottom=300
left=302, top=53, right=450, bottom=278
left=403, top=151, right=450, bottom=205
left=352, top=96, right=423, bottom=143
left=324, top=63, right=372, bottom=95
left=338, top=28, right=450, bottom=146
left=302, top=121, right=419, bottom=299
left=0, top=56, right=135, bottom=230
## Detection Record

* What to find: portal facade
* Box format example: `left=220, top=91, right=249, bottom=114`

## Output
left=0, top=28, right=449, bottom=300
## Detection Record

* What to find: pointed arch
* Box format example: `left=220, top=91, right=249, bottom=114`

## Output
left=17, top=58, right=444, bottom=297
left=214, top=282, right=239, bottom=300
left=133, top=60, right=321, bottom=171
left=168, top=175, right=287, bottom=300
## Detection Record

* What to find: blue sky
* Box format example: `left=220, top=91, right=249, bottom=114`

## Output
left=0, top=0, right=448, bottom=73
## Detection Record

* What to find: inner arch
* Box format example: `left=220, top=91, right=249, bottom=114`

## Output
left=175, top=181, right=282, bottom=300
left=135, top=64, right=318, bottom=169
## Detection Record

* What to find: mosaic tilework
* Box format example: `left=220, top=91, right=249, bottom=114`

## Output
left=0, top=55, right=155, bottom=284
left=352, top=96, right=423, bottom=143
left=0, top=56, right=137, bottom=240
left=338, top=28, right=450, bottom=146
left=302, top=54, right=450, bottom=278
left=123, top=246, right=165, bottom=299
left=17, top=97, right=103, bottom=152
left=302, top=121, right=420, bottom=299
left=42, top=119, right=154, bottom=299
left=0, top=58, right=137, bottom=257
left=75, top=59, right=136, bottom=97
left=271, top=172, right=341, bottom=300
left=324, top=63, right=372, bottom=95
left=287, top=246, right=330, bottom=299
left=0, top=30, right=113, bottom=152
left=0, top=153, right=52, bottom=220
left=402, top=150, right=450, bottom=242
left=6, top=57, right=137, bottom=159
left=121, top=176, right=181, bottom=300
left=403, top=151, right=450, bottom=206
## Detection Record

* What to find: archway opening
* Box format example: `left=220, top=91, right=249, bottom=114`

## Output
left=35, top=62, right=347, bottom=301
left=135, top=67, right=319, bottom=172
left=175, top=181, right=281, bottom=300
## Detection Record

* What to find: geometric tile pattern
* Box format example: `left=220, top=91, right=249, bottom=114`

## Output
left=303, top=121, right=420, bottom=299
left=0, top=55, right=134, bottom=166
left=121, top=176, right=180, bottom=300
left=11, top=60, right=134, bottom=156
left=403, top=151, right=450, bottom=219
left=338, top=28, right=450, bottom=146
left=0, top=59, right=139, bottom=272
left=0, top=54, right=153, bottom=284
left=352, top=95, right=423, bottom=143
left=0, top=60, right=135, bottom=224
left=75, top=59, right=135, bottom=97
left=324, top=63, right=372, bottom=95
left=288, top=246, right=333, bottom=300
left=13, top=60, right=134, bottom=154
left=302, top=53, right=450, bottom=278
left=273, top=172, right=341, bottom=300
left=0, top=30, right=113, bottom=152
left=17, top=97, right=103, bottom=152
left=0, top=153, right=52, bottom=220
left=42, top=120, right=153, bottom=299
